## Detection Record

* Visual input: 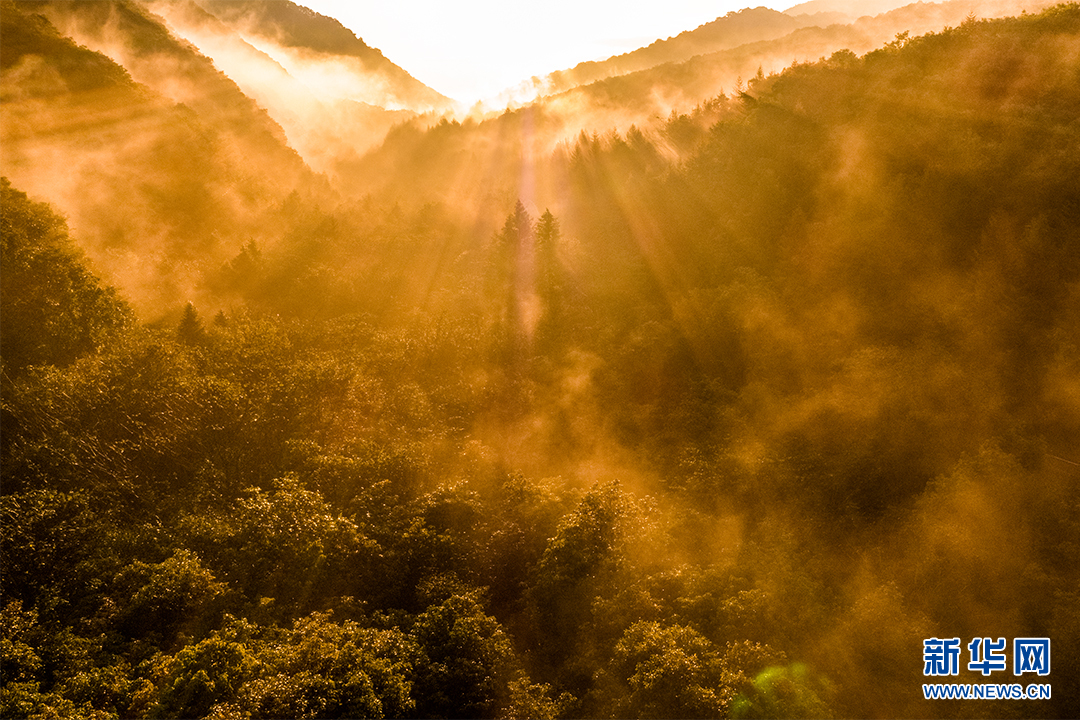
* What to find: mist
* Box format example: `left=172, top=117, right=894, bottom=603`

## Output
left=3, top=2, right=1079, bottom=719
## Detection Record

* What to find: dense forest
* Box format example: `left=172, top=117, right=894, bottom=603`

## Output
left=2, top=1, right=1079, bottom=718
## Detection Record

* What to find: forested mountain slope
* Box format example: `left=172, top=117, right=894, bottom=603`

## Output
left=142, top=0, right=416, bottom=177
left=782, top=0, right=914, bottom=16
left=0, top=0, right=326, bottom=313
left=27, top=0, right=317, bottom=185
left=191, top=0, right=454, bottom=112
left=534, top=6, right=844, bottom=96
left=2, top=4, right=1079, bottom=720
left=540, top=0, right=1061, bottom=120
left=350, top=0, right=1064, bottom=209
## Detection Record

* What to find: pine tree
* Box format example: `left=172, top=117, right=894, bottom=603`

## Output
left=177, top=303, right=205, bottom=345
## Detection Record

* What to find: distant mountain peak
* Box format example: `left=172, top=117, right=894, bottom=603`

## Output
left=524, top=6, right=840, bottom=100
left=782, top=0, right=916, bottom=19
left=191, top=0, right=454, bottom=110
left=194, top=0, right=372, bottom=56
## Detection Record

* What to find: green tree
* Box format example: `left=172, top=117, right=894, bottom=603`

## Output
left=0, top=489, right=102, bottom=613
left=0, top=178, right=131, bottom=376
left=151, top=632, right=259, bottom=719
left=487, top=202, right=535, bottom=362
left=731, top=663, right=835, bottom=719
left=111, top=550, right=229, bottom=650
left=605, top=621, right=732, bottom=719
left=411, top=593, right=520, bottom=719
left=177, top=303, right=206, bottom=346
left=533, top=209, right=566, bottom=351
left=1, top=600, right=42, bottom=679
left=529, top=481, right=634, bottom=681
left=240, top=614, right=418, bottom=720
left=212, top=476, right=374, bottom=614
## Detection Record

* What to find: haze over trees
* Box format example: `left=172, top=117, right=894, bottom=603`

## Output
left=2, top=1, right=1079, bottom=718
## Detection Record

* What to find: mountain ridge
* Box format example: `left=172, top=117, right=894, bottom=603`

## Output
left=192, top=0, right=454, bottom=111
left=526, top=7, right=842, bottom=98
left=527, top=0, right=1062, bottom=120
left=144, top=0, right=417, bottom=178
left=0, top=0, right=328, bottom=311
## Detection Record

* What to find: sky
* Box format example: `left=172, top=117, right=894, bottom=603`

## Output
left=302, top=1, right=790, bottom=104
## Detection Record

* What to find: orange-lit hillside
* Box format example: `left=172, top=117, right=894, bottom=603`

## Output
left=2, top=2, right=1078, bottom=718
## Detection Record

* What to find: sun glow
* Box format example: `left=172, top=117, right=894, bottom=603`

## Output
left=301, top=0, right=786, bottom=104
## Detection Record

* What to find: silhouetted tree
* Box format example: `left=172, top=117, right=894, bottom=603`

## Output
left=177, top=303, right=205, bottom=345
